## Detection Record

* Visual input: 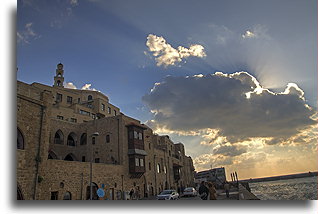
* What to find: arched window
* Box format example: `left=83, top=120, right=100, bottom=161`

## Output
left=157, top=163, right=160, bottom=173
left=106, top=134, right=110, bottom=143
left=88, top=95, right=92, bottom=101
left=63, top=191, right=72, bottom=200
left=64, top=153, right=77, bottom=161
left=67, top=132, right=77, bottom=146
left=80, top=133, right=87, bottom=145
left=57, top=80, right=61, bottom=86
left=54, top=130, right=64, bottom=144
left=17, top=184, right=24, bottom=200
left=48, top=150, right=58, bottom=159
left=17, top=128, right=24, bottom=150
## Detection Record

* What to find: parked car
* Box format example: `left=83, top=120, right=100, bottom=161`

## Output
left=157, top=190, right=180, bottom=200
left=182, top=187, right=198, bottom=197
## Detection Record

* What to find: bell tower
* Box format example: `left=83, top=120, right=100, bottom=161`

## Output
left=54, top=63, right=64, bottom=87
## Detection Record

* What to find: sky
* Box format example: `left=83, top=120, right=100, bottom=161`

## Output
left=17, top=0, right=317, bottom=180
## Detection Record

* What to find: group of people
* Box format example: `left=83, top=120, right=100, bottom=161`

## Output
left=128, top=188, right=140, bottom=200
left=198, top=181, right=231, bottom=200
left=198, top=181, right=217, bottom=200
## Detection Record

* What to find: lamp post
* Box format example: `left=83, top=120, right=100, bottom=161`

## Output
left=90, top=132, right=99, bottom=200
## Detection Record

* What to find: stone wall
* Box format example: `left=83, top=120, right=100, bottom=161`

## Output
left=17, top=80, right=195, bottom=200
left=38, top=159, right=125, bottom=200
left=17, top=82, right=53, bottom=200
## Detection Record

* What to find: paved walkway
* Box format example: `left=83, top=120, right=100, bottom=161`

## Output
left=216, top=188, right=239, bottom=200
left=140, top=188, right=239, bottom=200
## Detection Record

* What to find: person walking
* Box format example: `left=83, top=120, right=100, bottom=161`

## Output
left=198, top=181, right=209, bottom=200
left=207, top=182, right=217, bottom=200
left=129, top=188, right=134, bottom=200
left=135, top=187, right=140, bottom=200
left=224, top=182, right=230, bottom=198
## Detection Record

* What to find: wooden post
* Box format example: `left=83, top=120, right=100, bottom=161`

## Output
left=235, top=171, right=239, bottom=185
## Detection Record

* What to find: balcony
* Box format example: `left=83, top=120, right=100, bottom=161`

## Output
left=54, top=139, right=63, bottom=144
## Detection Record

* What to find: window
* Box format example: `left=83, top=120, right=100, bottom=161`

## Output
left=63, top=192, right=72, bottom=200
left=149, top=162, right=151, bottom=170
left=129, top=131, right=133, bottom=139
left=140, top=158, right=144, bottom=167
left=92, top=137, right=96, bottom=145
left=17, top=128, right=24, bottom=150
left=70, top=118, right=77, bottom=123
left=48, top=151, right=58, bottom=159
left=134, top=131, right=138, bottom=139
left=108, top=107, right=111, bottom=114
left=82, top=156, right=86, bottom=162
left=67, top=96, right=72, bottom=104
left=56, top=80, right=61, bottom=86
left=157, top=163, right=161, bottom=173
left=78, top=98, right=81, bottom=103
left=91, top=114, right=96, bottom=119
left=80, top=133, right=87, bottom=145
left=135, top=158, right=139, bottom=166
left=95, top=158, right=100, bottom=163
left=64, top=153, right=76, bottom=161
left=164, top=166, right=167, bottom=174
left=17, top=185, right=24, bottom=200
left=54, top=130, right=64, bottom=144
left=101, top=104, right=105, bottom=111
left=106, top=134, right=110, bottom=143
left=149, top=143, right=151, bottom=150
left=57, top=115, right=63, bottom=120
left=50, top=191, right=58, bottom=200
left=67, top=132, right=76, bottom=146
left=56, top=93, right=62, bottom=102
left=88, top=95, right=92, bottom=101
left=79, top=109, right=90, bottom=116
left=87, top=103, right=93, bottom=108
left=138, top=133, right=143, bottom=140
left=114, top=110, right=117, bottom=116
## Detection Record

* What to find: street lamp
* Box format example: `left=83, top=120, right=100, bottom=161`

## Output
left=90, top=132, right=99, bottom=200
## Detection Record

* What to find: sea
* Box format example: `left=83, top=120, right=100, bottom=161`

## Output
left=249, top=176, right=317, bottom=200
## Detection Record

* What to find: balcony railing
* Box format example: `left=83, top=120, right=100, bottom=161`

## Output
left=67, top=140, right=76, bottom=146
left=54, top=139, right=63, bottom=144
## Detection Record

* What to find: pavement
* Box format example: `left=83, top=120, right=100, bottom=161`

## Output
left=216, top=188, right=239, bottom=200
left=140, top=187, right=239, bottom=200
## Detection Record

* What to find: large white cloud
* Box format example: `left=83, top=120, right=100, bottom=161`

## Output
left=64, top=82, right=77, bottom=89
left=146, top=34, right=206, bottom=67
left=143, top=71, right=316, bottom=145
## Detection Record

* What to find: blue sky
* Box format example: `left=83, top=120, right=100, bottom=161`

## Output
left=17, top=0, right=317, bottom=179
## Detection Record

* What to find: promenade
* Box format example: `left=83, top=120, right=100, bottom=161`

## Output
left=139, top=182, right=260, bottom=200
left=216, top=186, right=239, bottom=200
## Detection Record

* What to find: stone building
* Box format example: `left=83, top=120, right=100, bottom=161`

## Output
left=17, top=63, right=195, bottom=200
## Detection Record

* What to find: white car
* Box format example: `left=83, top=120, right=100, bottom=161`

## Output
left=157, top=190, right=180, bottom=200
left=182, top=187, right=198, bottom=197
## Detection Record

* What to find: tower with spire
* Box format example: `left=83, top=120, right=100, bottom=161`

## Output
left=53, top=63, right=64, bottom=87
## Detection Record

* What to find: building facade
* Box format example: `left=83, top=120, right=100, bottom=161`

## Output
left=17, top=63, right=195, bottom=200
left=194, top=167, right=226, bottom=189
